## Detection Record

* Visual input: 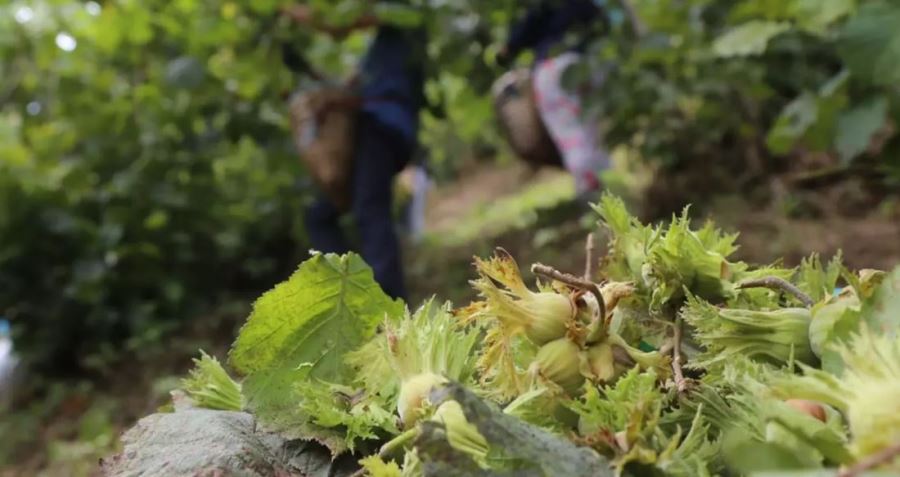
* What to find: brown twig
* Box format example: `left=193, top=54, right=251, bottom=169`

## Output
left=838, top=441, right=900, bottom=477
left=532, top=263, right=606, bottom=322
left=584, top=232, right=595, bottom=280
left=672, top=316, right=688, bottom=394
left=657, top=339, right=674, bottom=357
left=737, top=276, right=815, bottom=307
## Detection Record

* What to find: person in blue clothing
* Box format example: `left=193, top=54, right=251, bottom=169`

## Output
left=498, top=0, right=609, bottom=196
left=283, top=3, right=425, bottom=300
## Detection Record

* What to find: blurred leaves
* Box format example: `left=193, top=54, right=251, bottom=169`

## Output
left=766, top=72, right=849, bottom=155
left=713, top=21, right=791, bottom=58
left=836, top=96, right=889, bottom=163
left=599, top=0, right=900, bottom=181
left=791, top=0, right=857, bottom=34
left=0, top=0, right=305, bottom=369
left=0, top=0, right=516, bottom=370
left=5, top=0, right=900, bottom=372
left=839, top=0, right=900, bottom=86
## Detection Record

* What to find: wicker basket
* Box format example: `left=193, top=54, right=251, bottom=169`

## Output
left=289, top=87, right=357, bottom=211
left=492, top=68, right=562, bottom=168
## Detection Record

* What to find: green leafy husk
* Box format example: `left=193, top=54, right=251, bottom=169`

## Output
left=682, top=294, right=816, bottom=367
left=772, top=327, right=900, bottom=462
left=296, top=377, right=400, bottom=452
left=469, top=251, right=575, bottom=345
left=595, top=194, right=746, bottom=312
left=160, top=195, right=900, bottom=476
left=346, top=299, right=482, bottom=429
left=180, top=350, right=243, bottom=411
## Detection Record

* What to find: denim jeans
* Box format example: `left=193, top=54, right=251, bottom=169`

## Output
left=305, top=113, right=410, bottom=300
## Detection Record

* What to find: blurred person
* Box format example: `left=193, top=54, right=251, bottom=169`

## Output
left=498, top=0, right=609, bottom=198
left=282, top=2, right=426, bottom=300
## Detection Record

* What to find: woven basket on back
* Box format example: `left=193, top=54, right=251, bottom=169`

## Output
left=289, top=87, right=357, bottom=211
left=492, top=68, right=562, bottom=168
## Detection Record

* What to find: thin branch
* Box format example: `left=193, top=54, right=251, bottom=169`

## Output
left=657, top=339, right=674, bottom=357
left=672, top=316, right=688, bottom=394
left=737, top=276, right=815, bottom=307
left=532, top=263, right=606, bottom=322
left=584, top=232, right=595, bottom=280
left=839, top=441, right=900, bottom=477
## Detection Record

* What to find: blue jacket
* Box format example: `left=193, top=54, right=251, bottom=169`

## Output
left=506, top=0, right=603, bottom=62
left=359, top=25, right=426, bottom=148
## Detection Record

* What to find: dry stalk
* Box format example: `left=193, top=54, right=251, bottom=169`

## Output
left=838, top=442, right=900, bottom=477
left=672, top=316, right=689, bottom=394
left=737, top=276, right=814, bottom=307
left=532, top=263, right=607, bottom=324
left=584, top=232, right=595, bottom=280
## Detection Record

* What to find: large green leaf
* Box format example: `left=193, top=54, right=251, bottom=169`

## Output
left=839, top=0, right=900, bottom=86
left=240, top=366, right=347, bottom=451
left=230, top=253, right=402, bottom=452
left=229, top=252, right=403, bottom=380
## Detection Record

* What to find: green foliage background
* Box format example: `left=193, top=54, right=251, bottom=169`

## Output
left=1, top=0, right=307, bottom=369
left=590, top=0, right=900, bottom=174
left=0, top=0, right=517, bottom=370
left=2, top=0, right=900, bottom=370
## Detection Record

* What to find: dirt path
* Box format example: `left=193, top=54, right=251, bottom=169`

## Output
left=729, top=212, right=900, bottom=270
left=425, top=162, right=571, bottom=235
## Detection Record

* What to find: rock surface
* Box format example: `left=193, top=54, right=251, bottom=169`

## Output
left=101, top=409, right=357, bottom=477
